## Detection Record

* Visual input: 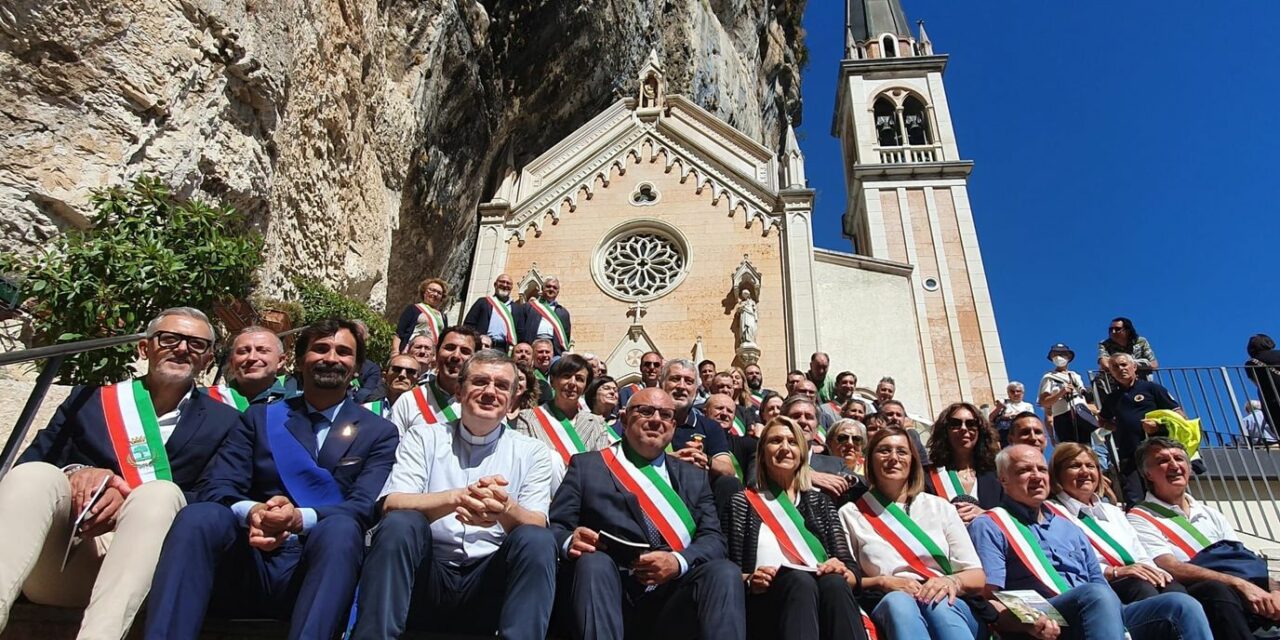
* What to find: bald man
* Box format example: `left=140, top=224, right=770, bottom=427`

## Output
left=463, top=273, right=522, bottom=353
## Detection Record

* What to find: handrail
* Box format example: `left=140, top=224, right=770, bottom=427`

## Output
left=0, top=333, right=145, bottom=367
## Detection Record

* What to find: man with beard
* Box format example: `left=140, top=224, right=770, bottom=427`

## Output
left=351, top=350, right=557, bottom=639
left=743, top=362, right=772, bottom=407
left=463, top=273, right=520, bottom=353
left=205, top=326, right=287, bottom=409
left=618, top=351, right=663, bottom=409
left=389, top=326, right=479, bottom=436
left=365, top=354, right=421, bottom=418
left=660, top=360, right=735, bottom=481
left=144, top=317, right=400, bottom=640
left=406, top=334, right=436, bottom=377
left=517, top=278, right=571, bottom=355
left=0, top=308, right=241, bottom=639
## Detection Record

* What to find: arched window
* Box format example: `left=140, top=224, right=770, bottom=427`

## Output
left=881, top=35, right=898, bottom=58
left=902, top=96, right=932, bottom=146
left=874, top=98, right=901, bottom=147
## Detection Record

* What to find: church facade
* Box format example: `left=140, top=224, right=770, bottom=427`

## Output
left=463, top=0, right=1007, bottom=418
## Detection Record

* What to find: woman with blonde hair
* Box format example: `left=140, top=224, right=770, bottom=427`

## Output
left=726, top=416, right=867, bottom=640
left=840, top=425, right=988, bottom=639
left=393, top=277, right=449, bottom=353
left=826, top=419, right=867, bottom=475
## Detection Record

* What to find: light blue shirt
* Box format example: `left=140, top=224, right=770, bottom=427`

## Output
left=535, top=301, right=557, bottom=340
left=485, top=297, right=514, bottom=341
left=231, top=399, right=346, bottom=534
left=969, top=498, right=1103, bottom=597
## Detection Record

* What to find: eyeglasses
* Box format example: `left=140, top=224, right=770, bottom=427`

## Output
left=834, top=434, right=863, bottom=445
left=152, top=331, right=213, bottom=354
left=630, top=404, right=675, bottom=421
left=389, top=365, right=419, bottom=377
left=946, top=417, right=979, bottom=431
left=1108, top=327, right=1125, bottom=333
left=641, top=361, right=662, bottom=368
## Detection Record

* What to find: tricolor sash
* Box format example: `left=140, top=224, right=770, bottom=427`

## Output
left=101, top=379, right=173, bottom=488
left=927, top=466, right=971, bottom=500
left=1045, top=499, right=1134, bottom=567
left=205, top=384, right=249, bottom=412
left=362, top=399, right=386, bottom=418
left=532, top=404, right=588, bottom=464
left=601, top=444, right=694, bottom=551
left=730, top=415, right=747, bottom=437
left=414, top=303, right=444, bottom=342
left=854, top=491, right=953, bottom=578
left=745, top=485, right=828, bottom=567
left=985, top=507, right=1071, bottom=595
left=485, top=296, right=516, bottom=345
left=264, top=402, right=343, bottom=507
left=750, top=391, right=763, bottom=407
left=622, top=383, right=643, bottom=399
left=529, top=300, right=568, bottom=350
left=411, top=382, right=458, bottom=425
left=728, top=452, right=744, bottom=483
left=1129, top=501, right=1212, bottom=560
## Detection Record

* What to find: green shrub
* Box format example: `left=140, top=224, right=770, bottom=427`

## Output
left=1, top=176, right=262, bottom=384
left=292, top=277, right=393, bottom=365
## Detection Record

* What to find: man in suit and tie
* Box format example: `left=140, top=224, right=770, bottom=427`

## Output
left=549, top=387, right=746, bottom=640
left=462, top=273, right=521, bottom=353
left=517, top=278, right=571, bottom=355
left=144, top=317, right=400, bottom=640
left=0, top=307, right=242, bottom=638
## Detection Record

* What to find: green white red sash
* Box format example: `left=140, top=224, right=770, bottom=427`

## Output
left=411, top=382, right=458, bottom=425
left=529, top=299, right=568, bottom=350
left=600, top=444, right=694, bottom=551
left=101, top=379, right=173, bottom=488
left=728, top=452, right=744, bottom=483
left=414, top=303, right=444, bottom=342
left=204, top=384, right=249, bottom=412
left=622, top=383, right=643, bottom=398
left=362, top=399, right=385, bottom=417
left=1129, top=501, right=1212, bottom=560
left=750, top=391, right=763, bottom=407
left=985, top=507, right=1070, bottom=595
left=745, top=485, right=829, bottom=567
left=855, top=491, right=953, bottom=578
left=485, top=297, right=516, bottom=344
left=532, top=404, right=588, bottom=464
left=730, top=415, right=746, bottom=437
left=927, top=466, right=970, bottom=500
left=1045, top=499, right=1134, bottom=567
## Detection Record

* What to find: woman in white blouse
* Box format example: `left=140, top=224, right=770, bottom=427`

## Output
left=1048, top=442, right=1183, bottom=604
left=840, top=426, right=987, bottom=639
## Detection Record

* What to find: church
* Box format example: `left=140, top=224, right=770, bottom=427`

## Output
left=462, top=0, right=1008, bottom=419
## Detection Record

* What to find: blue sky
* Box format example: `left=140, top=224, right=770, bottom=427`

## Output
left=798, top=0, right=1278, bottom=401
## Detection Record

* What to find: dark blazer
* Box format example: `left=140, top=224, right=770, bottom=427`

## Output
left=923, top=465, right=1004, bottom=510
left=196, top=396, right=399, bottom=530
left=462, top=297, right=523, bottom=343
left=516, top=299, right=571, bottom=354
left=351, top=359, right=386, bottom=403
left=18, top=384, right=241, bottom=501
left=550, top=449, right=727, bottom=569
left=725, top=488, right=861, bottom=584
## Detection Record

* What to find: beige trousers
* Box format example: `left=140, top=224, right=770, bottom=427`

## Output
left=0, top=462, right=186, bottom=640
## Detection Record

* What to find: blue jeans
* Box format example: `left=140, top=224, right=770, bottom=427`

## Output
left=871, top=590, right=981, bottom=640
left=1049, top=582, right=1211, bottom=640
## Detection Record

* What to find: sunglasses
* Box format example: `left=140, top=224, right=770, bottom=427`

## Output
left=152, top=331, right=213, bottom=355
left=630, top=404, right=675, bottom=421
left=1109, top=327, right=1126, bottom=333
left=834, top=434, right=863, bottom=445
left=946, top=417, right=979, bottom=430
left=641, top=361, right=662, bottom=368
left=389, top=365, right=419, bottom=377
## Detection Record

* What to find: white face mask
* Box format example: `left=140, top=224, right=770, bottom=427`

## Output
left=1052, top=356, right=1069, bottom=368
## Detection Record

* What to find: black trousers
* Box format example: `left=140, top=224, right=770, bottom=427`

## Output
left=1052, top=410, right=1095, bottom=445
left=746, top=570, right=866, bottom=640
left=1185, top=579, right=1258, bottom=640
left=1109, top=575, right=1187, bottom=604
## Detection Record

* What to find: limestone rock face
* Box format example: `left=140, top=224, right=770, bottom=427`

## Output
left=0, top=0, right=806, bottom=312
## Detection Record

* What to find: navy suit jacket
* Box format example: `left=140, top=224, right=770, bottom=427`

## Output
left=18, top=384, right=241, bottom=501
left=196, top=396, right=399, bottom=530
left=923, top=466, right=1005, bottom=510
left=462, top=297, right=523, bottom=343
left=549, top=449, right=727, bottom=569
left=515, top=300, right=571, bottom=353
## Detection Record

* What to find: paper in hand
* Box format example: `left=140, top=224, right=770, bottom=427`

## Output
left=62, top=475, right=111, bottom=571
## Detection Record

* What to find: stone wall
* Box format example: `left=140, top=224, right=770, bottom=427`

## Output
left=0, top=0, right=807, bottom=315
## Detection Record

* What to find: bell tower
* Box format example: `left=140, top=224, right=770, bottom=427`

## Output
left=833, top=0, right=1008, bottom=409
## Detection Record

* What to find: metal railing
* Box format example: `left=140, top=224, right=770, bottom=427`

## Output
left=1090, top=365, right=1280, bottom=546
left=0, top=327, right=305, bottom=480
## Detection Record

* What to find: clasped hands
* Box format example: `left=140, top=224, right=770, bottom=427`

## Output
left=68, top=467, right=132, bottom=539
left=568, top=527, right=680, bottom=586
left=747, top=558, right=850, bottom=594
left=248, top=496, right=304, bottom=550
left=453, top=475, right=513, bottom=528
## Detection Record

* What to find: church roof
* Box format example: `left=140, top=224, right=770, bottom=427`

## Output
left=847, top=0, right=911, bottom=42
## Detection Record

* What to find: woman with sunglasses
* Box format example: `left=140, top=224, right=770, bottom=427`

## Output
left=1098, top=316, right=1159, bottom=383
left=840, top=425, right=988, bottom=639
left=1047, top=442, right=1181, bottom=604
left=923, top=402, right=1002, bottom=524
left=513, top=354, right=612, bottom=488
left=826, top=419, right=867, bottom=475
left=726, top=416, right=867, bottom=640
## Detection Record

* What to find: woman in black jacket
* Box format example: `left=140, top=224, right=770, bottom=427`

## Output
left=726, top=416, right=868, bottom=640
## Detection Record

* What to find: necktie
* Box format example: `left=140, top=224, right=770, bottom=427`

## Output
left=641, top=512, right=665, bottom=549
left=308, top=412, right=327, bottom=458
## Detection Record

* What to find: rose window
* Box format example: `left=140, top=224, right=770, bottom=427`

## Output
left=592, top=222, right=690, bottom=302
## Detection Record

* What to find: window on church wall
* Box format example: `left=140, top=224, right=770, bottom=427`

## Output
left=881, top=35, right=898, bottom=58
left=592, top=221, right=691, bottom=302
left=903, top=97, right=932, bottom=146
left=874, top=98, right=901, bottom=147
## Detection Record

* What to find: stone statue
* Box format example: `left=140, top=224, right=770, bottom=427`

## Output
left=733, top=287, right=757, bottom=346
left=641, top=74, right=659, bottom=108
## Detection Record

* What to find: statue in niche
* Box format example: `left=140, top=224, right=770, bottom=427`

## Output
left=733, top=288, right=758, bottom=347
left=641, top=74, right=659, bottom=108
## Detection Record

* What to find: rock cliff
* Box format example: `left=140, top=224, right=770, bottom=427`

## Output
left=0, top=0, right=807, bottom=312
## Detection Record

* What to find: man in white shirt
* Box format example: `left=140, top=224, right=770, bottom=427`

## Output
left=1128, top=437, right=1280, bottom=640
left=387, top=326, right=477, bottom=435
left=352, top=349, right=557, bottom=639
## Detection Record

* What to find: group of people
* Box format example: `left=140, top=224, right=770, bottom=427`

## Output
left=1, top=295, right=1279, bottom=640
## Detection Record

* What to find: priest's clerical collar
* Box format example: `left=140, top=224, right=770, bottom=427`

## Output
left=458, top=421, right=504, bottom=445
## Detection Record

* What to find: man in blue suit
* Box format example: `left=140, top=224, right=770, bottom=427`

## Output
left=0, top=307, right=241, bottom=639
left=549, top=387, right=746, bottom=640
left=144, top=317, right=399, bottom=640
left=516, top=278, right=571, bottom=355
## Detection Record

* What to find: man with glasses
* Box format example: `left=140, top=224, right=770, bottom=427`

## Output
left=366, top=354, right=421, bottom=418
left=206, top=325, right=287, bottom=409
left=549, top=387, right=745, bottom=639
left=517, top=278, right=571, bottom=355
left=0, top=307, right=241, bottom=638
left=388, top=326, right=478, bottom=436
left=463, top=273, right=521, bottom=354
left=351, top=350, right=557, bottom=639
left=618, top=351, right=663, bottom=409
left=145, top=317, right=400, bottom=639
left=659, top=360, right=735, bottom=481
